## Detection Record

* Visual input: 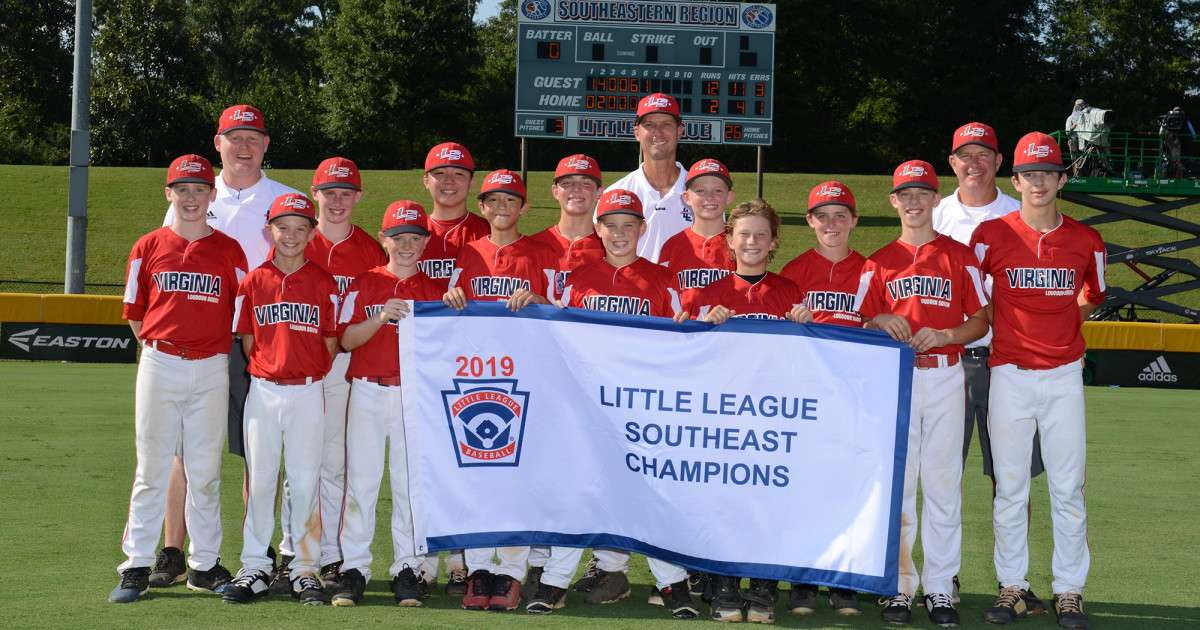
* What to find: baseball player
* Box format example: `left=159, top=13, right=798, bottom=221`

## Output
left=274, top=157, right=386, bottom=593
left=854, top=160, right=989, bottom=627
left=154, top=105, right=301, bottom=591
left=418, top=142, right=490, bottom=289
left=110, top=155, right=248, bottom=604
left=933, top=123, right=1046, bottom=613
left=558, top=190, right=697, bottom=620
left=659, top=158, right=737, bottom=311
left=440, top=169, right=554, bottom=612
left=331, top=201, right=447, bottom=607
left=777, top=181, right=867, bottom=616
left=606, top=93, right=693, bottom=262
left=528, top=154, right=606, bottom=303
left=972, top=133, right=1105, bottom=630
left=222, top=193, right=339, bottom=606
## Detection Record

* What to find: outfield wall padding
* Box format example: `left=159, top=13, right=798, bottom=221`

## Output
left=1081, top=321, right=1200, bottom=352
left=0, top=293, right=126, bottom=326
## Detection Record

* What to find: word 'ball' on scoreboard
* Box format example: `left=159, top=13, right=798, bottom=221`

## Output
left=515, top=1, right=776, bottom=145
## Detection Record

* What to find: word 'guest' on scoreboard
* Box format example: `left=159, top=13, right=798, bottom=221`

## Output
left=515, top=0, right=776, bottom=145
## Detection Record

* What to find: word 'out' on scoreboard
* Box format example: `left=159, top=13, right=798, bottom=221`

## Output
left=515, top=1, right=776, bottom=146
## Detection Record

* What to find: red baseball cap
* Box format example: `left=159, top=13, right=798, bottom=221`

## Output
left=891, top=160, right=939, bottom=193
left=478, top=169, right=526, bottom=200
left=218, top=105, right=266, bottom=135
left=685, top=158, right=732, bottom=188
left=595, top=188, right=644, bottom=219
left=952, top=122, right=999, bottom=153
left=555, top=154, right=602, bottom=184
left=313, top=157, right=361, bottom=191
left=166, top=154, right=215, bottom=186
left=381, top=200, right=430, bottom=236
left=1013, top=132, right=1065, bottom=173
left=425, top=142, right=474, bottom=173
left=808, top=181, right=856, bottom=214
left=266, top=193, right=317, bottom=225
left=636, top=93, right=681, bottom=123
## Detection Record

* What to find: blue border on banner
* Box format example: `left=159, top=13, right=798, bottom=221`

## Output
left=414, top=301, right=915, bottom=595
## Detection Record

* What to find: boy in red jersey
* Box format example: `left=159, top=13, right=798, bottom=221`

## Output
left=223, top=194, right=339, bottom=606
left=330, top=201, right=447, bottom=608
left=854, top=161, right=989, bottom=627
left=659, top=159, right=737, bottom=303
left=972, top=133, right=1105, bottom=630
left=529, top=154, right=606, bottom=302
left=418, top=142, right=490, bottom=288
left=557, top=190, right=697, bottom=620
left=443, top=169, right=556, bottom=313
left=110, top=155, right=248, bottom=604
left=277, top=157, right=386, bottom=592
left=777, top=181, right=867, bottom=615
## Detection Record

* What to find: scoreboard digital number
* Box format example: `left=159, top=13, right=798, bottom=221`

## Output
left=515, top=1, right=776, bottom=145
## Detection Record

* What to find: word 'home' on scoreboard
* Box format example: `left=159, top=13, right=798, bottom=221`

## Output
left=515, top=1, right=776, bottom=145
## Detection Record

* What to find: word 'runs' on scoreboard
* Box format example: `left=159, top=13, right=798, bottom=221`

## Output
left=515, top=1, right=776, bottom=145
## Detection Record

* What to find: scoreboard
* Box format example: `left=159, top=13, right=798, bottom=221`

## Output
left=515, top=1, right=776, bottom=145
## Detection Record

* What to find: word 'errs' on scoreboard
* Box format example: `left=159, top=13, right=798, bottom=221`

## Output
left=515, top=1, right=776, bottom=146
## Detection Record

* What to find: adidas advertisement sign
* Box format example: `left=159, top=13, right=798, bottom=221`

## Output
left=1088, top=349, right=1198, bottom=389
left=1, top=323, right=137, bottom=363
left=1138, top=356, right=1178, bottom=383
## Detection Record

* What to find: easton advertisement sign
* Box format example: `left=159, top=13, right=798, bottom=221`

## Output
left=1, top=323, right=138, bottom=363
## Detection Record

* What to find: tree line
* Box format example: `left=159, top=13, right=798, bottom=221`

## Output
left=3, top=0, right=1198, bottom=174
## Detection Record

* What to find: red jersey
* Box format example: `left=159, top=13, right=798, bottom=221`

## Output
left=692, top=272, right=805, bottom=321
left=563, top=258, right=681, bottom=317
left=658, top=228, right=735, bottom=291
left=339, top=267, right=445, bottom=379
left=970, top=212, right=1106, bottom=369
left=123, top=227, right=248, bottom=354
left=306, top=225, right=387, bottom=295
left=449, top=235, right=556, bottom=302
left=418, top=211, right=491, bottom=286
left=528, top=225, right=606, bottom=300
left=855, top=235, right=987, bottom=357
left=235, top=260, right=339, bottom=379
left=780, top=249, right=867, bottom=327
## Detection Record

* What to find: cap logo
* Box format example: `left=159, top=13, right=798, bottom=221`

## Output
left=438, top=147, right=463, bottom=161
left=326, top=164, right=351, bottom=178
left=283, top=196, right=309, bottom=209
left=817, top=184, right=843, bottom=198
left=961, top=126, right=987, bottom=138
left=393, top=206, right=421, bottom=221
left=900, top=164, right=927, bottom=177
left=488, top=172, right=515, bottom=184
left=608, top=192, right=633, bottom=205
left=697, top=160, right=722, bottom=172
left=230, top=109, right=257, bottom=123
left=567, top=157, right=591, bottom=169
left=646, top=96, right=671, bottom=108
left=1025, top=142, right=1052, bottom=158
left=177, top=161, right=203, bottom=174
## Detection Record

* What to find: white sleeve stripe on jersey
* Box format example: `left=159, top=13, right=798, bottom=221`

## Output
left=232, top=295, right=244, bottom=332
left=973, top=242, right=989, bottom=265
left=236, top=267, right=247, bottom=283
left=338, top=291, right=358, bottom=325
left=1094, top=251, right=1107, bottom=292
left=124, top=258, right=143, bottom=304
left=668, top=287, right=681, bottom=315
left=543, top=268, right=556, bottom=301
left=448, top=267, right=463, bottom=290
left=966, top=265, right=988, bottom=309
left=559, top=285, right=572, bottom=305
left=852, top=270, right=874, bottom=313
left=329, top=294, right=340, bottom=327
left=698, top=305, right=711, bottom=319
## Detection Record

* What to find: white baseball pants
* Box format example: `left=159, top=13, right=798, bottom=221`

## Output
left=594, top=549, right=688, bottom=590
left=466, top=546, right=531, bottom=581
left=538, top=547, right=587, bottom=589
left=989, top=359, right=1089, bottom=594
left=119, top=346, right=228, bottom=574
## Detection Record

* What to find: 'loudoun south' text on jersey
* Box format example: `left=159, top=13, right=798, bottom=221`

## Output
left=563, top=257, right=681, bottom=317
left=970, top=212, right=1106, bottom=369
left=780, top=249, right=867, bottom=327
left=235, top=260, right=339, bottom=379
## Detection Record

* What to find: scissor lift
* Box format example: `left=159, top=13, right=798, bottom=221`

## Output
left=1050, top=130, right=1200, bottom=322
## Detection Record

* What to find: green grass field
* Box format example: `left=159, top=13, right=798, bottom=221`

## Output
left=0, top=362, right=1196, bottom=629
left=3, top=164, right=1198, bottom=319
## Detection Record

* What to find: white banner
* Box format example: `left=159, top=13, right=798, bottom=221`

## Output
left=398, top=303, right=913, bottom=594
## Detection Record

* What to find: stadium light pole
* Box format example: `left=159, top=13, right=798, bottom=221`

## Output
left=65, top=0, right=92, bottom=295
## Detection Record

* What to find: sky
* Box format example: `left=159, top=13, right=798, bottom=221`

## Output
left=477, top=0, right=503, bottom=22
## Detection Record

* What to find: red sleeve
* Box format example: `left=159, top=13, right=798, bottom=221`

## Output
left=1082, top=229, right=1106, bottom=305
left=234, top=275, right=255, bottom=335
left=321, top=276, right=339, bottom=337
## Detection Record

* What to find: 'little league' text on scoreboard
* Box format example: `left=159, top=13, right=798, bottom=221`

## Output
left=514, top=1, right=776, bottom=145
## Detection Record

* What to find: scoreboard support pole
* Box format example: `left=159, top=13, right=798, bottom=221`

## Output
left=757, top=146, right=764, bottom=198
left=521, top=137, right=528, bottom=184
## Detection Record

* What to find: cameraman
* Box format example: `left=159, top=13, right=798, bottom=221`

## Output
left=1159, top=107, right=1198, bottom=177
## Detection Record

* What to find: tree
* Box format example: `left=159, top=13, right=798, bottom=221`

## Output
left=0, top=0, right=74, bottom=164
left=320, top=0, right=481, bottom=169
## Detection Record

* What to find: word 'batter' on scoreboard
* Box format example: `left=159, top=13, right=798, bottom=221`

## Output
left=515, top=1, right=776, bottom=145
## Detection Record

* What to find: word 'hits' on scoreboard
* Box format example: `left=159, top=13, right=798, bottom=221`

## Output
left=515, top=1, right=776, bottom=146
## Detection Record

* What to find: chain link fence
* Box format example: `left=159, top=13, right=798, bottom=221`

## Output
left=0, top=280, right=125, bottom=296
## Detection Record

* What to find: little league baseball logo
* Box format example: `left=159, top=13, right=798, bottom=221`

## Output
left=742, top=5, right=774, bottom=29
left=680, top=203, right=694, bottom=222
left=442, top=379, right=530, bottom=467
left=521, top=0, right=551, bottom=20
